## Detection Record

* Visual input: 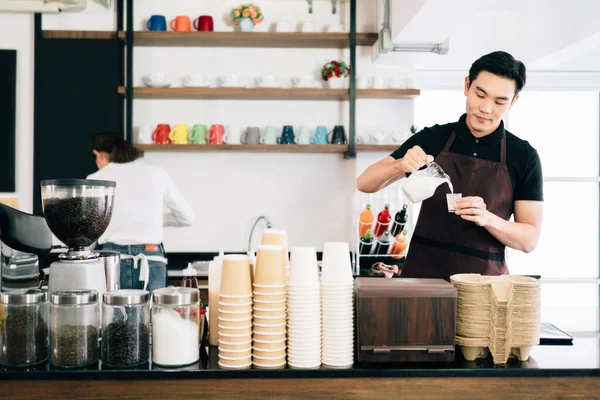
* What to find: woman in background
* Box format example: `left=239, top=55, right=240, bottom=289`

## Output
left=87, top=131, right=194, bottom=292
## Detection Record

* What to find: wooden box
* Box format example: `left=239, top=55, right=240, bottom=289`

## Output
left=355, top=277, right=457, bottom=363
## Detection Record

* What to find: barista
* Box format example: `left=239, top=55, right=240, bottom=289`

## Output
left=356, top=51, right=543, bottom=280
left=87, top=131, right=194, bottom=292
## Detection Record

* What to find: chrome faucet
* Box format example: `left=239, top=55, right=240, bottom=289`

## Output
left=248, top=216, right=272, bottom=252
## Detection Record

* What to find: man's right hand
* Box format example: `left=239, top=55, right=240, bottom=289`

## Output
left=399, top=145, right=434, bottom=173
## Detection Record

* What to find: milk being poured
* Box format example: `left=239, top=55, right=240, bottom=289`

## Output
left=402, top=177, right=453, bottom=203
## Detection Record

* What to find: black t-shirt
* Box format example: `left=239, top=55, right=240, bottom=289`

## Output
left=390, top=114, right=544, bottom=202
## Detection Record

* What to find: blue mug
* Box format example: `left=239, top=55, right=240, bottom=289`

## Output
left=310, top=125, right=328, bottom=144
left=277, top=125, right=295, bottom=144
left=147, top=15, right=167, bottom=31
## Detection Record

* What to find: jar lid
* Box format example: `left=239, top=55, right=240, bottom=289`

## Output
left=152, top=287, right=199, bottom=306
left=40, top=179, right=116, bottom=187
left=51, top=289, right=98, bottom=305
left=103, top=289, right=150, bottom=305
left=0, top=289, right=47, bottom=305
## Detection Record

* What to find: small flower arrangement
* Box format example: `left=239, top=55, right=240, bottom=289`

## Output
left=230, top=3, right=264, bottom=26
left=321, top=60, right=350, bottom=81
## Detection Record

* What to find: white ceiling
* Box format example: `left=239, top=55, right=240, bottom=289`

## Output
left=384, top=0, right=600, bottom=72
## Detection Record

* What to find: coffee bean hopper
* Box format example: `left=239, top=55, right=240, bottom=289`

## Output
left=40, top=179, right=116, bottom=299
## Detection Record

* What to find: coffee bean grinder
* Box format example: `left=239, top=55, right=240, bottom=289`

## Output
left=40, top=179, right=116, bottom=299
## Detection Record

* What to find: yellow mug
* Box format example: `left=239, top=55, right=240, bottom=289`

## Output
left=168, top=124, right=189, bottom=144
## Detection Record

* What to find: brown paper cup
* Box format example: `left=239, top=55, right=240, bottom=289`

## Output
left=253, top=292, right=287, bottom=302
left=253, top=284, right=286, bottom=294
left=252, top=339, right=287, bottom=350
left=218, top=360, right=252, bottom=370
left=219, top=348, right=252, bottom=359
left=218, top=304, right=253, bottom=313
left=253, top=355, right=286, bottom=367
left=220, top=255, right=252, bottom=296
left=218, top=309, right=253, bottom=320
left=260, top=230, right=289, bottom=268
left=218, top=294, right=253, bottom=304
left=253, top=323, right=286, bottom=333
left=218, top=316, right=252, bottom=328
left=218, top=340, right=252, bottom=351
left=253, top=348, right=286, bottom=359
left=219, top=332, right=253, bottom=344
left=253, top=316, right=286, bottom=326
left=218, top=325, right=252, bottom=336
left=253, top=309, right=287, bottom=319
left=254, top=245, right=286, bottom=286
left=253, top=299, right=287, bottom=310
left=253, top=332, right=286, bottom=342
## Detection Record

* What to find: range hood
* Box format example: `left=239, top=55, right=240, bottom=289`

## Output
left=379, top=0, right=449, bottom=55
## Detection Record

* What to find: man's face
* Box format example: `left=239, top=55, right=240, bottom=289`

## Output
left=463, top=70, right=518, bottom=136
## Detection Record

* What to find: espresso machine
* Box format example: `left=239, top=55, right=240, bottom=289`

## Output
left=40, top=179, right=116, bottom=298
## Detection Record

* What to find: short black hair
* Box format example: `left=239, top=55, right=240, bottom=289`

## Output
left=468, top=51, right=526, bottom=96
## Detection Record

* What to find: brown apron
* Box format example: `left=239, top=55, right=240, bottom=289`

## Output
left=401, top=131, right=512, bottom=280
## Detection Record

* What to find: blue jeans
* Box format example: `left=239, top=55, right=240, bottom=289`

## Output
left=99, top=243, right=168, bottom=293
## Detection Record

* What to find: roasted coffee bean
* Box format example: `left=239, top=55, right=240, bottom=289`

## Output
left=101, top=320, right=150, bottom=366
left=43, top=196, right=113, bottom=248
left=51, top=324, right=98, bottom=367
left=0, top=308, right=48, bottom=366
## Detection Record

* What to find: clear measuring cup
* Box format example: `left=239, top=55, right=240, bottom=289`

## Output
left=401, top=162, right=452, bottom=203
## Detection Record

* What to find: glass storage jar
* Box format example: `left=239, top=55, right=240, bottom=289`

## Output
left=0, top=289, right=49, bottom=367
left=50, top=289, right=99, bottom=368
left=152, top=287, right=200, bottom=367
left=101, top=290, right=150, bottom=367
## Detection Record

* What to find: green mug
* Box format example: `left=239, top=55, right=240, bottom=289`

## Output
left=189, top=124, right=208, bottom=144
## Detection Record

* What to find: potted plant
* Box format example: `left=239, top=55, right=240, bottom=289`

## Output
left=231, top=3, right=264, bottom=32
left=321, top=60, right=350, bottom=89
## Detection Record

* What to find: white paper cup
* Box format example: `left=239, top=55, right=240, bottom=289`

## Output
left=321, top=242, right=353, bottom=282
left=288, top=246, right=320, bottom=286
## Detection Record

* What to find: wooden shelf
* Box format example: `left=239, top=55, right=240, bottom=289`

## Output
left=42, top=30, right=117, bottom=39
left=117, top=31, right=378, bottom=48
left=118, top=87, right=419, bottom=100
left=356, top=144, right=399, bottom=152
left=135, top=144, right=349, bottom=153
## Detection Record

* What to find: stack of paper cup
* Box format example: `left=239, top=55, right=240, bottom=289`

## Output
left=320, top=242, right=354, bottom=369
left=252, top=245, right=287, bottom=369
left=218, top=254, right=253, bottom=370
left=261, top=229, right=290, bottom=279
left=208, top=256, right=223, bottom=347
left=287, top=247, right=321, bottom=369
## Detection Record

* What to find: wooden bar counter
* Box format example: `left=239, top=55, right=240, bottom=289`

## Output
left=1, top=336, right=599, bottom=399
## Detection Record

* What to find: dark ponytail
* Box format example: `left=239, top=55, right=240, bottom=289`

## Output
left=91, top=131, right=141, bottom=163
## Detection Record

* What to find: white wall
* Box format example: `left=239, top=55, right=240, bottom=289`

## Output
left=1, top=0, right=415, bottom=252
left=0, top=13, right=34, bottom=212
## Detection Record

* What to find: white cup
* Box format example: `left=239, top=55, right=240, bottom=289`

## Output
left=356, top=76, right=370, bottom=89
left=372, top=76, right=386, bottom=89
left=294, top=126, right=312, bottom=144
left=143, top=72, right=168, bottom=87
left=301, top=21, right=316, bottom=32
left=136, top=125, right=153, bottom=144
left=321, top=242, right=353, bottom=283
left=256, top=74, right=279, bottom=87
left=223, top=125, right=243, bottom=144
left=276, top=21, right=292, bottom=32
left=288, top=246, right=320, bottom=286
left=387, top=77, right=405, bottom=89
left=183, top=73, right=207, bottom=87
left=220, top=73, right=240, bottom=87
left=293, top=75, right=317, bottom=87
left=326, top=24, right=345, bottom=33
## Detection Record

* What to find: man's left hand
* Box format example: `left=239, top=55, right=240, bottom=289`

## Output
left=454, top=196, right=490, bottom=227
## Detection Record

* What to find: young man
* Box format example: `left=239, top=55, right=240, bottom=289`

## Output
left=356, top=51, right=543, bottom=280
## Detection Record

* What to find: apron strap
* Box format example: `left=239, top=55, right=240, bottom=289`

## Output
left=442, top=132, right=457, bottom=152
left=121, top=253, right=168, bottom=291
left=500, top=134, right=507, bottom=164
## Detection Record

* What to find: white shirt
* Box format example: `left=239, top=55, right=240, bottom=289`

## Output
left=87, top=159, right=194, bottom=245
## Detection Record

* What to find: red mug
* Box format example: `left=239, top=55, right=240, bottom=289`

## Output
left=194, top=15, right=214, bottom=32
left=152, top=124, right=171, bottom=144
left=206, top=124, right=225, bottom=144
